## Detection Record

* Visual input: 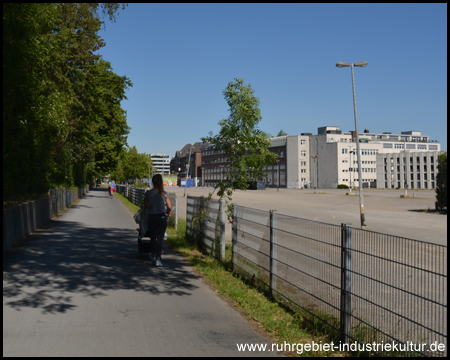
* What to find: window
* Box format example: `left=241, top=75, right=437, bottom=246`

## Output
left=301, top=161, right=306, bottom=166
left=301, top=150, right=306, bottom=157
left=301, top=169, right=306, bottom=173
left=395, top=143, right=404, bottom=149
left=300, top=140, right=306, bottom=145
left=342, top=148, right=348, bottom=154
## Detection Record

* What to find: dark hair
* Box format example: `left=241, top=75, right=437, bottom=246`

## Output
left=152, top=174, right=165, bottom=196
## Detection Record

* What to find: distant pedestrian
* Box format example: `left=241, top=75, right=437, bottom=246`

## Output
left=108, top=181, right=111, bottom=196
left=111, top=180, right=116, bottom=199
left=144, top=174, right=172, bottom=267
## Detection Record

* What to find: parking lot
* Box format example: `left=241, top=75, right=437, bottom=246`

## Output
left=169, top=187, right=447, bottom=245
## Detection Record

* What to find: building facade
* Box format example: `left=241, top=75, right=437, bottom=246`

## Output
left=377, top=151, right=441, bottom=190
left=194, top=127, right=443, bottom=189
left=150, top=154, right=170, bottom=175
left=310, top=127, right=442, bottom=189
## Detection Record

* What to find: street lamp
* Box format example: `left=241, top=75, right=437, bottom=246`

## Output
left=336, top=61, right=368, bottom=229
left=311, top=155, right=318, bottom=193
left=349, top=149, right=354, bottom=194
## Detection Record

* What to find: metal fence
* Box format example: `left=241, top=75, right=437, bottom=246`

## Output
left=231, top=205, right=447, bottom=357
left=186, top=195, right=226, bottom=262
left=3, top=186, right=90, bottom=252
left=115, top=185, right=178, bottom=229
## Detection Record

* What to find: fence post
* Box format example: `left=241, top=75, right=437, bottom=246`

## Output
left=340, top=223, right=352, bottom=344
left=200, top=196, right=206, bottom=247
left=232, top=204, right=238, bottom=270
left=270, top=210, right=278, bottom=297
left=174, top=192, right=178, bottom=230
left=219, top=198, right=226, bottom=262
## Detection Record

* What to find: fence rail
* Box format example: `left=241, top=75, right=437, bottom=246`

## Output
left=115, top=185, right=178, bottom=229
left=185, top=195, right=447, bottom=357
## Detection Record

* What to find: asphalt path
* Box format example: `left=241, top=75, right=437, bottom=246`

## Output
left=3, top=188, right=282, bottom=357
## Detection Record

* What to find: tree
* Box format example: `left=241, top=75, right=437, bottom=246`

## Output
left=276, top=129, right=288, bottom=136
left=201, top=78, right=278, bottom=220
left=111, top=146, right=151, bottom=183
left=3, top=3, right=131, bottom=201
left=436, top=152, right=447, bottom=210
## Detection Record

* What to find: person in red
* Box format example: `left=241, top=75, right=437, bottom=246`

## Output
left=110, top=180, right=116, bottom=199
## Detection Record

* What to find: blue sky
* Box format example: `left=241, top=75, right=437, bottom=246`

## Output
left=97, top=3, right=447, bottom=157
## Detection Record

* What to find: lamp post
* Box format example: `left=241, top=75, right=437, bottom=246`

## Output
left=349, top=148, right=354, bottom=194
left=183, top=147, right=192, bottom=197
left=336, top=61, right=368, bottom=229
left=311, top=155, right=318, bottom=193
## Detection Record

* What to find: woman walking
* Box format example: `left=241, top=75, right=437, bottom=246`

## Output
left=144, top=174, right=172, bottom=267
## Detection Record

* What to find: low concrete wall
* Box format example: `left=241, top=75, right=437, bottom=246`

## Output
left=3, top=186, right=89, bottom=252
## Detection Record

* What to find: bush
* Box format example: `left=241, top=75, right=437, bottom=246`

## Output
left=337, top=184, right=349, bottom=189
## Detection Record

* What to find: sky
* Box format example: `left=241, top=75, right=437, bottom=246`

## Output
left=97, top=3, right=447, bottom=158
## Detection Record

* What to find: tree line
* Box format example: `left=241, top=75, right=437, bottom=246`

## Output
left=3, top=3, right=132, bottom=203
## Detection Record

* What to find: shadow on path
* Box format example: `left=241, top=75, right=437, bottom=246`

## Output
left=3, top=217, right=199, bottom=315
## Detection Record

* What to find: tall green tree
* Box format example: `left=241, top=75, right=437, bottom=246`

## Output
left=3, top=3, right=131, bottom=202
left=111, top=147, right=151, bottom=183
left=436, top=152, right=447, bottom=210
left=201, top=78, right=278, bottom=219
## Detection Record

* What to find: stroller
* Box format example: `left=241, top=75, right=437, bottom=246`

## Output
left=133, top=207, right=166, bottom=260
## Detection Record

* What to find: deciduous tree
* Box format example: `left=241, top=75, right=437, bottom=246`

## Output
left=201, top=78, right=278, bottom=220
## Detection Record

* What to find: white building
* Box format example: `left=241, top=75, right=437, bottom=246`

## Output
left=199, top=127, right=442, bottom=190
left=150, top=154, right=170, bottom=175
left=310, top=127, right=442, bottom=189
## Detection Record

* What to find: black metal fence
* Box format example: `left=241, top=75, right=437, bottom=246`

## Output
left=231, top=205, right=447, bottom=357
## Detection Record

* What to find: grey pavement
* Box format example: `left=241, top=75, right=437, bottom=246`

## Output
left=3, top=188, right=282, bottom=357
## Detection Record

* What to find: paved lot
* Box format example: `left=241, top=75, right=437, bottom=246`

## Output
left=3, top=188, right=281, bottom=357
left=170, top=187, right=447, bottom=245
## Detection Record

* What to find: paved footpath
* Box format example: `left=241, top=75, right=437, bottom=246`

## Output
left=3, top=188, right=281, bottom=357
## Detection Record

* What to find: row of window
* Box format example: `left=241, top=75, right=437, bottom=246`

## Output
left=341, top=149, right=379, bottom=155
left=342, top=168, right=376, bottom=173
left=385, top=182, right=435, bottom=189
left=383, top=143, right=438, bottom=150
left=384, top=156, right=435, bottom=164
left=385, top=173, right=435, bottom=181
left=384, top=165, right=435, bottom=173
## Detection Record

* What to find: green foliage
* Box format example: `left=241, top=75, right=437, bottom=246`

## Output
left=201, top=78, right=278, bottom=220
left=110, top=146, right=152, bottom=182
left=3, top=3, right=131, bottom=202
left=276, top=129, right=288, bottom=136
left=337, top=184, right=349, bottom=189
left=436, top=152, right=447, bottom=209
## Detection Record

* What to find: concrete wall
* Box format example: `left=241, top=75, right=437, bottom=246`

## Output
left=3, top=186, right=89, bottom=252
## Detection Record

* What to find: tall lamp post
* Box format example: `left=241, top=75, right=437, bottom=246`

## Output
left=336, top=61, right=368, bottom=229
